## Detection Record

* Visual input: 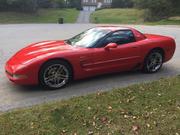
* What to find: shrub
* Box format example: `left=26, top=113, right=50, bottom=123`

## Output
left=0, top=0, right=38, bottom=13
left=0, top=0, right=8, bottom=11
left=37, top=0, right=53, bottom=8
left=67, top=0, right=82, bottom=9
left=112, top=0, right=134, bottom=8
left=134, top=0, right=179, bottom=21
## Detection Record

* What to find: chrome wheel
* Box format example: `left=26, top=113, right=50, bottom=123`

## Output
left=43, top=64, right=69, bottom=89
left=146, top=51, right=163, bottom=73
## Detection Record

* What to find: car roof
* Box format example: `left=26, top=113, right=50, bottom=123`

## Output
left=96, top=26, right=132, bottom=31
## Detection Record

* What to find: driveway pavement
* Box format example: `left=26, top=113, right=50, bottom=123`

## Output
left=0, top=24, right=179, bottom=112
left=76, top=11, right=93, bottom=23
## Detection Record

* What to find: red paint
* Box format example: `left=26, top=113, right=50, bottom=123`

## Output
left=5, top=26, right=176, bottom=85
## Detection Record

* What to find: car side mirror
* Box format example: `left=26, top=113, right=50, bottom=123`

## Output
left=104, top=43, right=118, bottom=51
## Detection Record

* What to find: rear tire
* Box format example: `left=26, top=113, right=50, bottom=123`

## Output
left=39, top=60, right=72, bottom=90
left=143, top=50, right=163, bottom=73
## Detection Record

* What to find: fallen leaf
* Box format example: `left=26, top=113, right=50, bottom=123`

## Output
left=30, top=122, right=34, bottom=129
left=88, top=131, right=94, bottom=135
left=124, top=115, right=128, bottom=118
left=108, top=119, right=112, bottom=124
left=146, top=123, right=151, bottom=128
left=100, top=116, right=108, bottom=124
left=97, top=92, right=102, bottom=96
left=132, top=125, right=140, bottom=132
left=108, top=106, right=112, bottom=110
left=127, top=99, right=130, bottom=103
left=127, top=96, right=135, bottom=103
left=153, top=121, right=158, bottom=127
left=93, top=121, right=96, bottom=126
left=62, top=129, right=67, bottom=133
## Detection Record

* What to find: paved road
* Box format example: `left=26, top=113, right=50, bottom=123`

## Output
left=76, top=11, right=92, bottom=23
left=0, top=24, right=179, bottom=112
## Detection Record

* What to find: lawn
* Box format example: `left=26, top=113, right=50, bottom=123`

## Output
left=0, top=76, right=180, bottom=135
left=0, top=8, right=79, bottom=24
left=91, top=8, right=180, bottom=25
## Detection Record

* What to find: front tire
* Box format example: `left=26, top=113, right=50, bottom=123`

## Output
left=143, top=50, right=163, bottom=73
left=39, top=60, right=72, bottom=90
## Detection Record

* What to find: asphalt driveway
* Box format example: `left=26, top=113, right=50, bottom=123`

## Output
left=76, top=11, right=93, bottom=23
left=0, top=24, right=179, bottom=111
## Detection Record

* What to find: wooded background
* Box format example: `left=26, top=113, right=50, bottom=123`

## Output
left=0, top=0, right=179, bottom=21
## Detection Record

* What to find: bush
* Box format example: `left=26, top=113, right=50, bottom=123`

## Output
left=0, top=0, right=8, bottom=11
left=0, top=0, right=82, bottom=13
left=112, top=0, right=134, bottom=8
left=37, top=0, right=53, bottom=8
left=0, top=0, right=38, bottom=13
left=53, top=0, right=65, bottom=8
left=67, top=0, right=82, bottom=9
left=134, top=0, right=179, bottom=21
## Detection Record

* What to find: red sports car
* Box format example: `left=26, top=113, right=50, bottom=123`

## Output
left=5, top=26, right=176, bottom=89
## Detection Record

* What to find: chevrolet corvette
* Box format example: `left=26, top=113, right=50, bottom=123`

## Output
left=5, top=26, right=176, bottom=89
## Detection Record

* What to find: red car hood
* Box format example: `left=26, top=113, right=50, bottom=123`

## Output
left=8, top=40, right=74, bottom=65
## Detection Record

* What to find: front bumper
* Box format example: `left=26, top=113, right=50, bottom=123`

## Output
left=5, top=64, right=31, bottom=85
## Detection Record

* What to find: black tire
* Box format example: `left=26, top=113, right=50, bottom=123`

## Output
left=39, top=60, right=73, bottom=90
left=143, top=49, right=163, bottom=73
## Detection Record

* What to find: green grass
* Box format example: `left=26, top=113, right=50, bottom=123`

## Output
left=147, top=16, right=180, bottom=25
left=0, top=76, right=180, bottom=135
left=0, top=8, right=79, bottom=24
left=91, top=8, right=144, bottom=24
left=91, top=8, right=180, bottom=25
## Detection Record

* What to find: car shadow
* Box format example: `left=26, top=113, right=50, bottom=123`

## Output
left=1, top=63, right=179, bottom=112
left=12, top=63, right=179, bottom=94
left=13, top=70, right=139, bottom=92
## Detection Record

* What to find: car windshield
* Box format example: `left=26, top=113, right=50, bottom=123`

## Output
left=66, top=28, right=111, bottom=48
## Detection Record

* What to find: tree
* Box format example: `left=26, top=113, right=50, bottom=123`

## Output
left=53, top=0, right=65, bottom=8
left=67, top=0, right=82, bottom=10
left=171, top=0, right=180, bottom=14
left=37, top=0, right=53, bottom=8
left=112, top=0, right=134, bottom=8
left=0, top=0, right=8, bottom=11
left=134, top=0, right=177, bottom=21
left=3, top=0, right=38, bottom=13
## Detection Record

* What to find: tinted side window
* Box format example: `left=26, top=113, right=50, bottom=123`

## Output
left=102, top=30, right=136, bottom=46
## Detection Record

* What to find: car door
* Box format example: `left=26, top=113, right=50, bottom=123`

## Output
left=90, top=30, right=141, bottom=73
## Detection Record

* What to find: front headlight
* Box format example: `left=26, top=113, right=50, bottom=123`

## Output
left=12, top=74, right=28, bottom=79
left=6, top=70, right=27, bottom=79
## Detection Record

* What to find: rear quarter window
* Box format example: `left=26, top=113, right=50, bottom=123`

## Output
left=132, top=29, right=146, bottom=41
